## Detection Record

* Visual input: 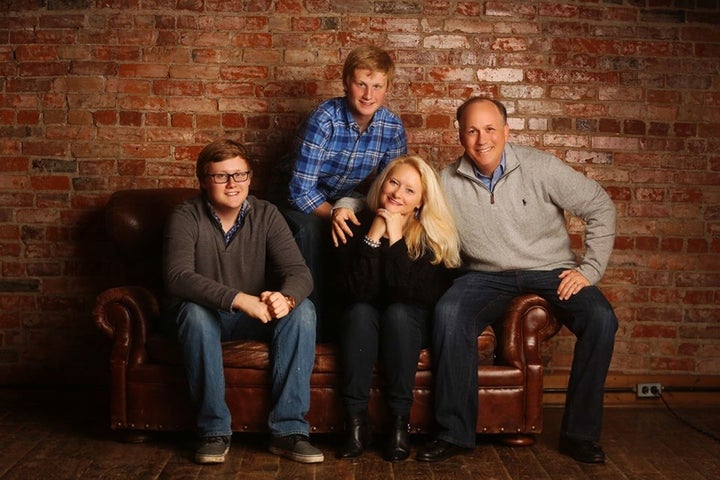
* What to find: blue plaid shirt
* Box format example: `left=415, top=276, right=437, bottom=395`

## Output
left=288, top=97, right=407, bottom=213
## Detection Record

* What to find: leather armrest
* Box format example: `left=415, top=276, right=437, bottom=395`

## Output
left=495, top=294, right=562, bottom=370
left=92, top=285, right=159, bottom=366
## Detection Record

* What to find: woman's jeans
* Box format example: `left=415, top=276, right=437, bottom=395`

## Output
left=432, top=269, right=618, bottom=448
left=171, top=299, right=316, bottom=439
left=340, top=302, right=430, bottom=418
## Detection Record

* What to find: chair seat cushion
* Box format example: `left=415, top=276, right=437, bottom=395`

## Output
left=145, top=326, right=497, bottom=372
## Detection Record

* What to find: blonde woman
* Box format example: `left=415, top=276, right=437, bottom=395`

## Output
left=333, top=155, right=461, bottom=461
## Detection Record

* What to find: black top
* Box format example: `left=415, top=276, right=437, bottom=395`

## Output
left=332, top=210, right=455, bottom=310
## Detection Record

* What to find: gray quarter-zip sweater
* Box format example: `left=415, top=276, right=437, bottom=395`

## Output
left=440, top=143, right=616, bottom=285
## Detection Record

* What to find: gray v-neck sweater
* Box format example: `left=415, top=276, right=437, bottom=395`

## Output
left=163, top=195, right=312, bottom=312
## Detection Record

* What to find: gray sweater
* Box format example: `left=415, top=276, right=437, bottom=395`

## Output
left=163, top=194, right=312, bottom=313
left=440, top=143, right=616, bottom=285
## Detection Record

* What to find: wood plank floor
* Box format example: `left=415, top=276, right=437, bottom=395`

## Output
left=0, top=388, right=718, bottom=479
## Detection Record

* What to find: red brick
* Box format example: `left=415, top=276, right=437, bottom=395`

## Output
left=152, top=80, right=202, bottom=96
left=117, top=160, right=147, bottom=176
left=197, top=114, right=222, bottom=129
left=171, top=113, right=194, bottom=128
left=623, top=119, right=646, bottom=135
left=634, top=188, right=665, bottom=202
left=426, top=114, right=450, bottom=129
left=291, top=17, right=321, bottom=31
left=674, top=123, right=697, bottom=137
left=649, top=356, right=696, bottom=372
left=145, top=112, right=168, bottom=127
left=598, top=118, right=621, bottom=133
left=119, top=63, right=169, bottom=78
left=683, top=290, right=715, bottom=305
left=660, top=238, right=684, bottom=252
left=29, top=176, right=70, bottom=191
left=632, top=324, right=678, bottom=338
left=93, top=111, right=117, bottom=126
left=687, top=239, right=709, bottom=254
left=635, top=237, right=659, bottom=250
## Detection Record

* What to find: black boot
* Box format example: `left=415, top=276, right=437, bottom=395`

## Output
left=383, top=415, right=410, bottom=462
left=337, top=410, right=371, bottom=459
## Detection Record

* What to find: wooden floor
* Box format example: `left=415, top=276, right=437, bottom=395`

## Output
left=0, top=388, right=719, bottom=479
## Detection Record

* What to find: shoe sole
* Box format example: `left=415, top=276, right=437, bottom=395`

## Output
left=558, top=440, right=605, bottom=464
left=194, top=451, right=228, bottom=464
left=269, top=446, right=324, bottom=464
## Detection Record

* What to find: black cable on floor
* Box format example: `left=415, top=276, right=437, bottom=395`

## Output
left=659, top=392, right=720, bottom=444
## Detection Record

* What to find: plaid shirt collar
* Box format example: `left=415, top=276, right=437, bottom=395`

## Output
left=205, top=198, right=250, bottom=245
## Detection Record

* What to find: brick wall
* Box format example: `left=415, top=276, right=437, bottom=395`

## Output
left=1, top=0, right=719, bottom=385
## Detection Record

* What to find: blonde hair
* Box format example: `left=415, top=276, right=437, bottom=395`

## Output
left=342, top=45, right=395, bottom=85
left=367, top=155, right=461, bottom=268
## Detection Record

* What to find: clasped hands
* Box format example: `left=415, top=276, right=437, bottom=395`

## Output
left=331, top=207, right=406, bottom=247
left=233, top=291, right=294, bottom=323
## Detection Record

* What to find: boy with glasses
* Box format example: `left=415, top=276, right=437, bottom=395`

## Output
left=162, top=139, right=323, bottom=465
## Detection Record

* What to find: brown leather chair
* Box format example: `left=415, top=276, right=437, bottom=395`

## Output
left=93, top=188, right=562, bottom=445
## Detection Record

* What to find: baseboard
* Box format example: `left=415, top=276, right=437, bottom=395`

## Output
left=543, top=374, right=720, bottom=406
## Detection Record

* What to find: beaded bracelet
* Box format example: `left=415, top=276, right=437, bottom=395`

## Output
left=363, top=235, right=381, bottom=248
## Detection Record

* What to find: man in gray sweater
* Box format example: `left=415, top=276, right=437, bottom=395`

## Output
left=416, top=97, right=618, bottom=464
left=162, top=139, right=323, bottom=465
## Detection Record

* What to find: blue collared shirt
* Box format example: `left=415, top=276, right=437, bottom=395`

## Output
left=206, top=199, right=250, bottom=245
left=473, top=153, right=506, bottom=191
left=288, top=97, right=407, bottom=213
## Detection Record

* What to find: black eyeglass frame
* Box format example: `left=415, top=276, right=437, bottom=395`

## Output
left=205, top=171, right=252, bottom=184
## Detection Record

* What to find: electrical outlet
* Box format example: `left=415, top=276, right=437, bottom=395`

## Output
left=637, top=383, right=662, bottom=398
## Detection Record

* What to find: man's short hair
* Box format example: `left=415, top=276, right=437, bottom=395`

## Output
left=195, top=139, right=254, bottom=182
left=342, top=45, right=395, bottom=85
left=456, top=96, right=508, bottom=125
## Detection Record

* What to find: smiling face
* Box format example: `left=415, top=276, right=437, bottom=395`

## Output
left=378, top=162, right=424, bottom=216
left=343, top=68, right=389, bottom=130
left=458, top=99, right=511, bottom=176
left=201, top=155, right=252, bottom=217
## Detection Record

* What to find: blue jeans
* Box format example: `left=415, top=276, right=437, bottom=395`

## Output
left=171, top=300, right=317, bottom=439
left=432, top=269, right=618, bottom=448
left=340, top=302, right=430, bottom=417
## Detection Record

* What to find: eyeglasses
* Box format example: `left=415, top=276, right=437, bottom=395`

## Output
left=205, top=171, right=252, bottom=184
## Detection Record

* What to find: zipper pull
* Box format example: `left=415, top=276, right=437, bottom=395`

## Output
left=490, top=193, right=495, bottom=205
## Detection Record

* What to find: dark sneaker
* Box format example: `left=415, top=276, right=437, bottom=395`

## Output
left=269, top=434, right=324, bottom=463
left=194, top=435, right=231, bottom=464
left=558, top=437, right=606, bottom=464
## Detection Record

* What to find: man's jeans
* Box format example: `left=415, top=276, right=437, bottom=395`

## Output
left=432, top=269, right=618, bottom=448
left=172, top=300, right=316, bottom=439
left=279, top=208, right=333, bottom=336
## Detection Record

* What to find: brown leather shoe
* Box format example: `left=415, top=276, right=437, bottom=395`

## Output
left=415, top=439, right=467, bottom=462
left=558, top=437, right=606, bottom=464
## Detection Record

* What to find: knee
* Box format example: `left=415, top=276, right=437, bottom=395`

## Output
left=290, top=299, right=317, bottom=333
left=583, top=300, right=619, bottom=341
left=433, top=295, right=457, bottom=331
left=597, top=303, right=619, bottom=336
left=342, top=303, right=378, bottom=334
left=175, top=302, right=219, bottom=341
left=382, top=304, right=416, bottom=332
